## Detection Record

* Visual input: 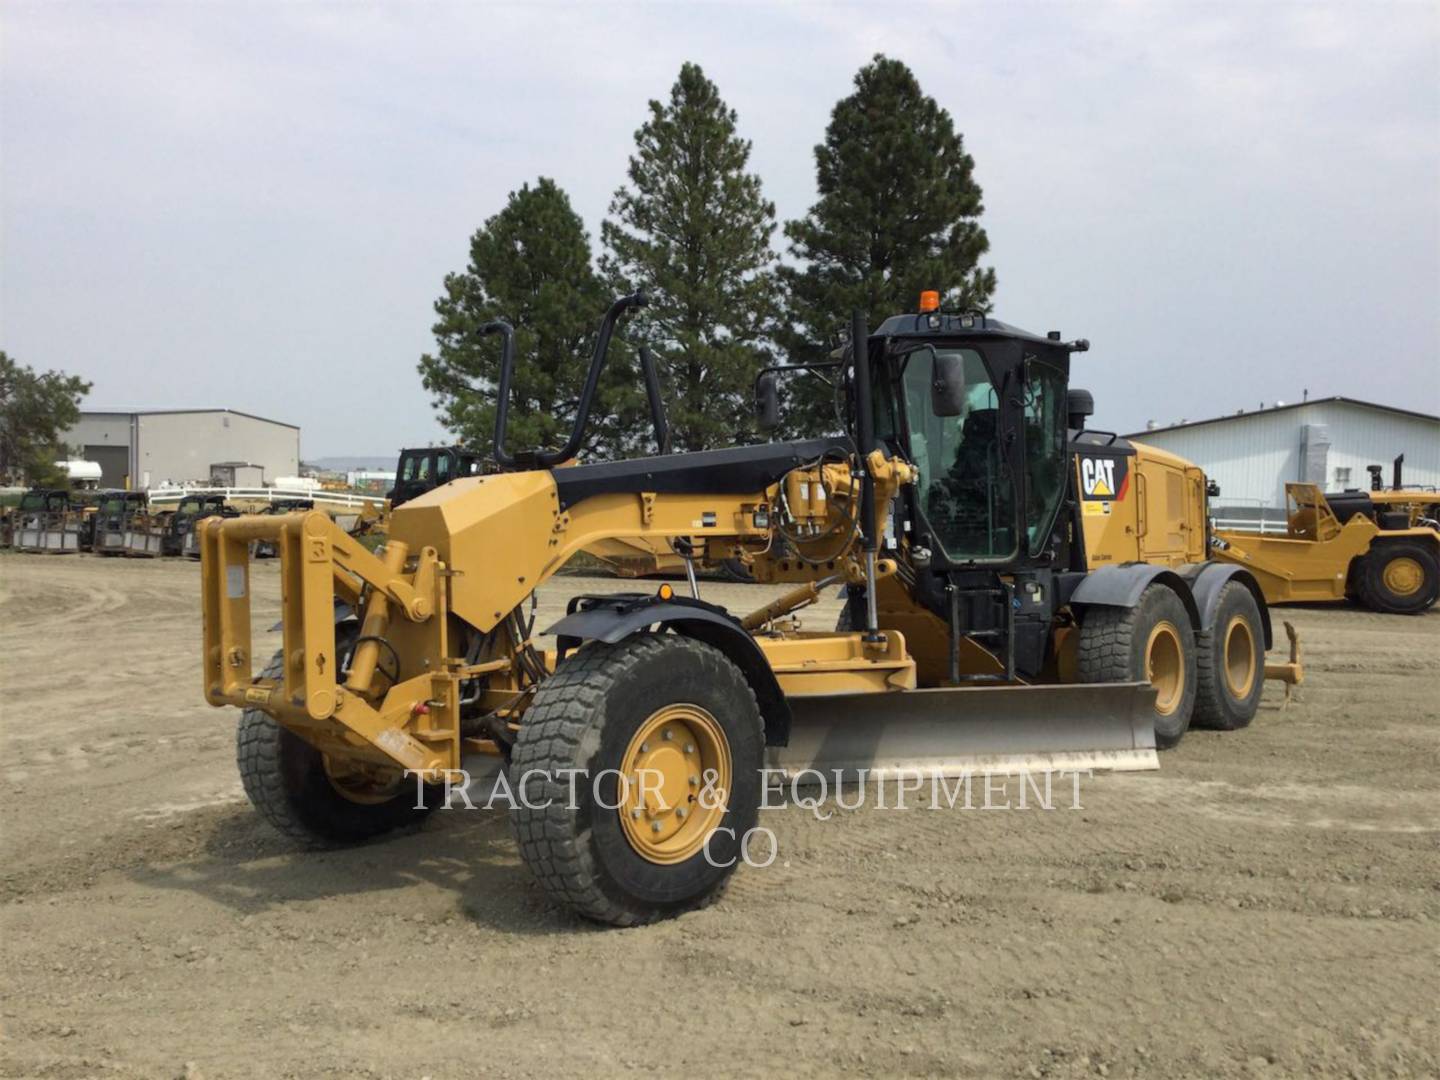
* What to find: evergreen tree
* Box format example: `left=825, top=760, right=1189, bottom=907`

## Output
left=419, top=178, right=641, bottom=461
left=778, top=55, right=997, bottom=432
left=0, top=351, right=91, bottom=485
left=602, top=62, right=777, bottom=452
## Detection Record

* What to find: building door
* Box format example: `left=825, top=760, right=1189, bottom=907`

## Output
left=86, top=445, right=130, bottom=488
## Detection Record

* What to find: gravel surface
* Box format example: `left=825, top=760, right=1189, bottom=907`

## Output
left=2, top=553, right=1436, bottom=1078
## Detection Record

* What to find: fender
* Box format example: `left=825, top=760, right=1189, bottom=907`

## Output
left=546, top=595, right=792, bottom=747
left=1069, top=562, right=1202, bottom=629
left=1174, top=561, right=1273, bottom=649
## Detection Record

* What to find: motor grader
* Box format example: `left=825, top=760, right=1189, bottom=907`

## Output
left=201, top=291, right=1299, bottom=926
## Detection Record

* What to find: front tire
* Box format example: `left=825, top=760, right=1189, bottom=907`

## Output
left=1192, top=581, right=1264, bottom=730
left=1355, top=541, right=1439, bottom=615
left=1078, top=584, right=1198, bottom=749
left=509, top=634, right=764, bottom=927
left=237, top=648, right=438, bottom=847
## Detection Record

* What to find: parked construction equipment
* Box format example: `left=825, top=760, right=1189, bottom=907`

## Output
left=8, top=489, right=84, bottom=553
left=162, top=494, right=237, bottom=557
left=200, top=292, right=1300, bottom=926
left=388, top=446, right=486, bottom=507
left=253, top=498, right=315, bottom=558
left=1212, top=459, right=1440, bottom=614
left=93, top=491, right=168, bottom=557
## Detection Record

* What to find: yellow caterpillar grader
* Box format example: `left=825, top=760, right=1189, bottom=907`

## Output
left=200, top=292, right=1300, bottom=925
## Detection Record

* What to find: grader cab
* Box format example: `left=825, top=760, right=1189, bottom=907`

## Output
left=202, top=291, right=1300, bottom=925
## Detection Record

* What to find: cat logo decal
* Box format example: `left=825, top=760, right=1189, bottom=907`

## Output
left=1080, top=456, right=1129, bottom=502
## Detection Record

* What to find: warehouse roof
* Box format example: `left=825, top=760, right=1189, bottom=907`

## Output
left=79, top=408, right=299, bottom=430
left=1126, top=396, right=1439, bottom=438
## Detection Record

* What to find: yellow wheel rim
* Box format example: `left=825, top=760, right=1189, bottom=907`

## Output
left=322, top=755, right=405, bottom=805
left=1382, top=556, right=1424, bottom=597
left=1145, top=620, right=1185, bottom=717
left=1222, top=614, right=1256, bottom=700
left=619, top=704, right=731, bottom=865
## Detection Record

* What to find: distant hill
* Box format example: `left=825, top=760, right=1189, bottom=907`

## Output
left=304, top=456, right=395, bottom=473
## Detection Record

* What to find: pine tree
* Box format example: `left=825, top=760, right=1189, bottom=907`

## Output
left=419, top=178, right=642, bottom=461
left=779, top=55, right=997, bottom=432
left=602, top=62, right=777, bottom=452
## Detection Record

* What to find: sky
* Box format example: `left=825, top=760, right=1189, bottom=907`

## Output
left=3, top=1, right=1438, bottom=459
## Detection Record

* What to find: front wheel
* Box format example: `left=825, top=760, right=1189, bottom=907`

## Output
left=1078, top=584, right=1198, bottom=749
left=236, top=648, right=439, bottom=846
left=509, top=634, right=764, bottom=927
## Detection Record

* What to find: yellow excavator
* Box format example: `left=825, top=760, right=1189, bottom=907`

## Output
left=200, top=291, right=1299, bottom=925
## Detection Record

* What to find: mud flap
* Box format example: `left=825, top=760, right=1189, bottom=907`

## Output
left=769, top=682, right=1159, bottom=781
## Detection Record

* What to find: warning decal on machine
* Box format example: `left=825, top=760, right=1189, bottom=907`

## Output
left=1079, top=456, right=1129, bottom=502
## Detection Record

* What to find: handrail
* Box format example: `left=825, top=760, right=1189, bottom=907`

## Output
left=639, top=346, right=670, bottom=455
left=484, top=291, right=648, bottom=470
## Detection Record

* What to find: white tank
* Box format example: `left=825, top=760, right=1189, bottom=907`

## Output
left=59, top=460, right=103, bottom=487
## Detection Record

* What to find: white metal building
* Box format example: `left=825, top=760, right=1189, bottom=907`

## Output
left=64, top=409, right=301, bottom=490
left=1126, top=397, right=1439, bottom=519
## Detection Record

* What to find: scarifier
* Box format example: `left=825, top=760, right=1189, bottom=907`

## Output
left=201, top=290, right=1300, bottom=925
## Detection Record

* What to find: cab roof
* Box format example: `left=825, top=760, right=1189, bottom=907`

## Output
left=872, top=312, right=1064, bottom=348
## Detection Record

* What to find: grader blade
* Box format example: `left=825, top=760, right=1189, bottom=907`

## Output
left=771, top=682, right=1159, bottom=781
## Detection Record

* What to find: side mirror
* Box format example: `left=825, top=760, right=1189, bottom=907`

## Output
left=755, top=373, right=780, bottom=432
left=930, top=352, right=967, bottom=416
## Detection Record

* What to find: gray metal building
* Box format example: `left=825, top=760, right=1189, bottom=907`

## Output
left=65, top=409, right=300, bottom=490
left=1127, top=397, right=1439, bottom=517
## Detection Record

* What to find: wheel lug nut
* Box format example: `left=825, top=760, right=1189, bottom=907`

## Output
left=630, top=808, right=642, bottom=819
left=690, top=774, right=699, bottom=785
left=651, top=820, right=663, bottom=833
left=662, top=730, right=673, bottom=741
left=675, top=807, right=687, bottom=820
left=639, top=742, right=649, bottom=753
left=684, top=744, right=695, bottom=754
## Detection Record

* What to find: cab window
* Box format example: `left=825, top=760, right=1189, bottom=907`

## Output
left=899, top=348, right=1017, bottom=562
left=1022, top=358, right=1069, bottom=554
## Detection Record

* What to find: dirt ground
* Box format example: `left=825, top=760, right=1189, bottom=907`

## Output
left=1, top=553, right=1437, bottom=1079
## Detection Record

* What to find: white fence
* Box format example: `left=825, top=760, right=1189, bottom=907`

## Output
left=146, top=486, right=383, bottom=511
left=1211, top=516, right=1290, bottom=535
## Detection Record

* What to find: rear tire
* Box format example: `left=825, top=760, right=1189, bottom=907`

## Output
left=1078, top=584, right=1197, bottom=750
left=237, top=647, right=439, bottom=847
left=1192, top=582, right=1264, bottom=730
left=1355, top=541, right=1439, bottom=614
left=509, top=634, right=764, bottom=927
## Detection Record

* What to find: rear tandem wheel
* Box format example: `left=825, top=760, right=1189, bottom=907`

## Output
left=1078, top=583, right=1198, bottom=750
left=1192, top=581, right=1265, bottom=730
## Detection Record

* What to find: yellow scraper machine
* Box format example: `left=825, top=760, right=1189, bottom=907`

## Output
left=1211, top=456, right=1439, bottom=615
left=201, top=290, right=1301, bottom=925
